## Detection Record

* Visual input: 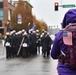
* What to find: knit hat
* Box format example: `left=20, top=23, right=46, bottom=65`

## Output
left=62, top=9, right=76, bottom=28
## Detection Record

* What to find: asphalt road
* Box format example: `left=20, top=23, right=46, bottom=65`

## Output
left=0, top=40, right=58, bottom=75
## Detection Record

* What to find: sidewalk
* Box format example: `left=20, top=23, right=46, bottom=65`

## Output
left=0, top=40, right=6, bottom=59
left=0, top=48, right=6, bottom=59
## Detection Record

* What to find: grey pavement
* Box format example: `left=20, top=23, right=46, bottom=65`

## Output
left=0, top=41, right=58, bottom=75
left=0, top=41, right=6, bottom=59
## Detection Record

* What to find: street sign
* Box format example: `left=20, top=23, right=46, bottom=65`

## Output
left=62, top=4, right=76, bottom=8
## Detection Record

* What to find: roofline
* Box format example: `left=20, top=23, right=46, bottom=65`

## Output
left=13, top=1, right=33, bottom=8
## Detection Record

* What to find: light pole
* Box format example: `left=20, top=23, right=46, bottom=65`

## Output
left=6, top=21, right=10, bottom=32
left=61, top=0, right=62, bottom=5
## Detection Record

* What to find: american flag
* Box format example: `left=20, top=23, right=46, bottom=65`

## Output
left=31, top=25, right=36, bottom=30
left=63, top=31, right=72, bottom=45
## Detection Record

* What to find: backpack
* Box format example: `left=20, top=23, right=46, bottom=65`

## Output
left=59, top=23, right=76, bottom=69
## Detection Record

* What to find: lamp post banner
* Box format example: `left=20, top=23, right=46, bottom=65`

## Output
left=17, top=14, right=22, bottom=24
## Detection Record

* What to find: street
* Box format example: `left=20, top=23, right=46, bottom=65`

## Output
left=0, top=41, right=58, bottom=75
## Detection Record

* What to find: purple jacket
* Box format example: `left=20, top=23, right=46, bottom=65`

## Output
left=51, top=9, right=76, bottom=75
left=51, top=30, right=76, bottom=75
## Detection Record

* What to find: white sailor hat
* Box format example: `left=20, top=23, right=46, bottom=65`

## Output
left=6, top=32, right=10, bottom=35
left=22, top=29, right=25, bottom=32
left=36, top=30, right=39, bottom=32
left=23, top=32, right=27, bottom=36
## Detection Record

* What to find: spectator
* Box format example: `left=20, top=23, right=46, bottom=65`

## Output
left=51, top=9, right=76, bottom=75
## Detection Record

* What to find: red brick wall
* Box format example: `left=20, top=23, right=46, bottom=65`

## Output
left=2, top=0, right=15, bottom=35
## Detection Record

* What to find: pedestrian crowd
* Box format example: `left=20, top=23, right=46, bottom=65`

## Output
left=4, top=29, right=52, bottom=59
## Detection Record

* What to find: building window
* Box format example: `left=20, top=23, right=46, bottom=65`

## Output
left=8, top=0, right=14, bottom=5
left=0, top=2, right=3, bottom=8
left=0, top=0, right=3, bottom=2
left=8, top=9, right=11, bottom=20
left=8, top=0, right=12, bottom=3
left=0, top=20, right=2, bottom=26
left=8, top=0, right=10, bottom=3
left=0, top=9, right=4, bottom=20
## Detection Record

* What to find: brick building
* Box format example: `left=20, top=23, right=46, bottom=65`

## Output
left=0, top=0, right=32, bottom=35
left=0, top=0, right=15, bottom=35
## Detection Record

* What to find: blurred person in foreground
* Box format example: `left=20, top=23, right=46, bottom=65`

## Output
left=51, top=9, right=76, bottom=75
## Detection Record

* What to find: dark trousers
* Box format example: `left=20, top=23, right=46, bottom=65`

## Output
left=22, top=47, right=28, bottom=58
left=6, top=46, right=11, bottom=58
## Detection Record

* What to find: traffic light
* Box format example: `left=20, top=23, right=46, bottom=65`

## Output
left=54, top=2, right=58, bottom=11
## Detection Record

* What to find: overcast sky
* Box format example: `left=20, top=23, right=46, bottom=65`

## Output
left=30, top=0, right=76, bottom=28
left=13, top=0, right=76, bottom=28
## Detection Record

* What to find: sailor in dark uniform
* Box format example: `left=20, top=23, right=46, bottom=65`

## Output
left=22, top=32, right=30, bottom=58
left=5, top=32, right=12, bottom=58
left=36, top=30, right=41, bottom=54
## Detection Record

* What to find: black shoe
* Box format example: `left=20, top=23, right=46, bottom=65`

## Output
left=47, top=55, right=50, bottom=58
